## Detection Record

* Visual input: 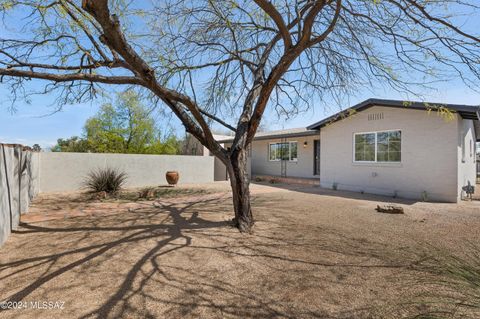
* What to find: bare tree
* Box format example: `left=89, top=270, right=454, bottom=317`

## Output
left=1, top=0, right=479, bottom=231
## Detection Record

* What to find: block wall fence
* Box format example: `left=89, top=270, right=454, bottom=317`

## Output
left=0, top=150, right=215, bottom=246
left=0, top=144, right=40, bottom=246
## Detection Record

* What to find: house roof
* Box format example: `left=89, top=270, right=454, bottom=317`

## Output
left=216, top=127, right=318, bottom=143
left=217, top=99, right=480, bottom=143
left=307, top=98, right=480, bottom=131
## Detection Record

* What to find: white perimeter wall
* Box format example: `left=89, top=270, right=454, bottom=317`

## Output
left=320, top=105, right=462, bottom=202
left=0, top=145, right=40, bottom=247
left=39, top=152, right=214, bottom=193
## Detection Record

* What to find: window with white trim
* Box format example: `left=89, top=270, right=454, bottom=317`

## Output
left=269, top=142, right=298, bottom=161
left=354, top=130, right=401, bottom=163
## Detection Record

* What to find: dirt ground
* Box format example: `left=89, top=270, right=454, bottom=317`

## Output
left=1, top=182, right=480, bottom=319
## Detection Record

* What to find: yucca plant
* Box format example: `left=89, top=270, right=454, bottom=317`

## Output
left=83, top=168, right=127, bottom=194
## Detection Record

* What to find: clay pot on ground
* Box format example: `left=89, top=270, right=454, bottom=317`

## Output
left=166, top=171, right=179, bottom=186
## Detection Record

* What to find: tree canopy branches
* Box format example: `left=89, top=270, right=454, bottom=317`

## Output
left=1, top=1, right=479, bottom=141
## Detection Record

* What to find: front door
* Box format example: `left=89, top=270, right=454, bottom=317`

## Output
left=314, top=140, right=320, bottom=176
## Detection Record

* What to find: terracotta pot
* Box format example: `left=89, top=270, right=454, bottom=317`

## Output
left=166, top=171, right=179, bottom=186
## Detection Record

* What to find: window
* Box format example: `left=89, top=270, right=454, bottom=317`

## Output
left=354, top=130, right=401, bottom=163
left=377, top=131, right=401, bottom=162
left=269, top=142, right=298, bottom=161
left=354, top=133, right=375, bottom=162
left=290, top=142, right=298, bottom=161
left=269, top=143, right=287, bottom=161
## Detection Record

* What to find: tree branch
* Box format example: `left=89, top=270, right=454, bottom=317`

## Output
left=199, top=109, right=237, bottom=132
left=81, top=0, right=224, bottom=156
left=253, top=0, right=292, bottom=49
left=309, top=0, right=342, bottom=45
left=0, top=68, right=142, bottom=85
left=299, top=0, right=327, bottom=44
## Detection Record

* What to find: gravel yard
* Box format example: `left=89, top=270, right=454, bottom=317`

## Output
left=1, top=182, right=479, bottom=319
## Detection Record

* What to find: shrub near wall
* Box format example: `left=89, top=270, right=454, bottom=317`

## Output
left=39, top=152, right=215, bottom=193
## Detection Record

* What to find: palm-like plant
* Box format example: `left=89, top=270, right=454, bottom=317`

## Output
left=83, top=168, right=127, bottom=194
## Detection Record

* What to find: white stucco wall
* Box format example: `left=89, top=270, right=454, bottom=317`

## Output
left=39, top=152, right=214, bottom=193
left=214, top=143, right=252, bottom=181
left=458, top=119, right=477, bottom=199
left=251, top=134, right=320, bottom=178
left=320, top=105, right=461, bottom=202
left=214, top=157, right=228, bottom=181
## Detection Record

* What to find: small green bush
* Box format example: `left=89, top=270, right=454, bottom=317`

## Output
left=83, top=168, right=127, bottom=194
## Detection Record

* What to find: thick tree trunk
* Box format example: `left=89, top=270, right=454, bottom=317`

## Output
left=227, top=147, right=254, bottom=232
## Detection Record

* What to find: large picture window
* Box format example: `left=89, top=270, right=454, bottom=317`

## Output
left=354, top=130, right=401, bottom=163
left=269, top=142, right=298, bottom=161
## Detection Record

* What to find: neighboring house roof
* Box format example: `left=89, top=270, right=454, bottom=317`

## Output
left=212, top=134, right=234, bottom=141
left=216, top=127, right=318, bottom=143
left=307, top=98, right=480, bottom=130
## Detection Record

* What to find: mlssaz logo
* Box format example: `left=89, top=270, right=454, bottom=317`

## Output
left=30, top=301, right=65, bottom=310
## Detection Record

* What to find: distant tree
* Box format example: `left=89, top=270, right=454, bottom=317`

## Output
left=31, top=144, right=42, bottom=152
left=52, top=91, right=181, bottom=154
left=51, top=136, right=90, bottom=153
left=145, top=135, right=182, bottom=155
left=84, top=90, right=159, bottom=153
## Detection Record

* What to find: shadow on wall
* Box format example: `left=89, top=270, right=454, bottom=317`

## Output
left=0, top=144, right=40, bottom=246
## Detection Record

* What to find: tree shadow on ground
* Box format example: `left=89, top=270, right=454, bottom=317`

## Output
left=1, top=192, right=478, bottom=318
left=1, top=195, right=234, bottom=317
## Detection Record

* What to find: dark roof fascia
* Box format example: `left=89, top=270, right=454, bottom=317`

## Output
left=307, top=98, right=480, bottom=130
left=217, top=130, right=319, bottom=143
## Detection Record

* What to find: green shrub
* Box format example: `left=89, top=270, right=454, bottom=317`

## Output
left=83, top=168, right=127, bottom=194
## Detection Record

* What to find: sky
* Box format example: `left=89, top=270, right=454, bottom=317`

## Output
left=2, top=82, right=479, bottom=150
left=0, top=89, right=98, bottom=148
left=1, top=2, right=480, bottom=149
